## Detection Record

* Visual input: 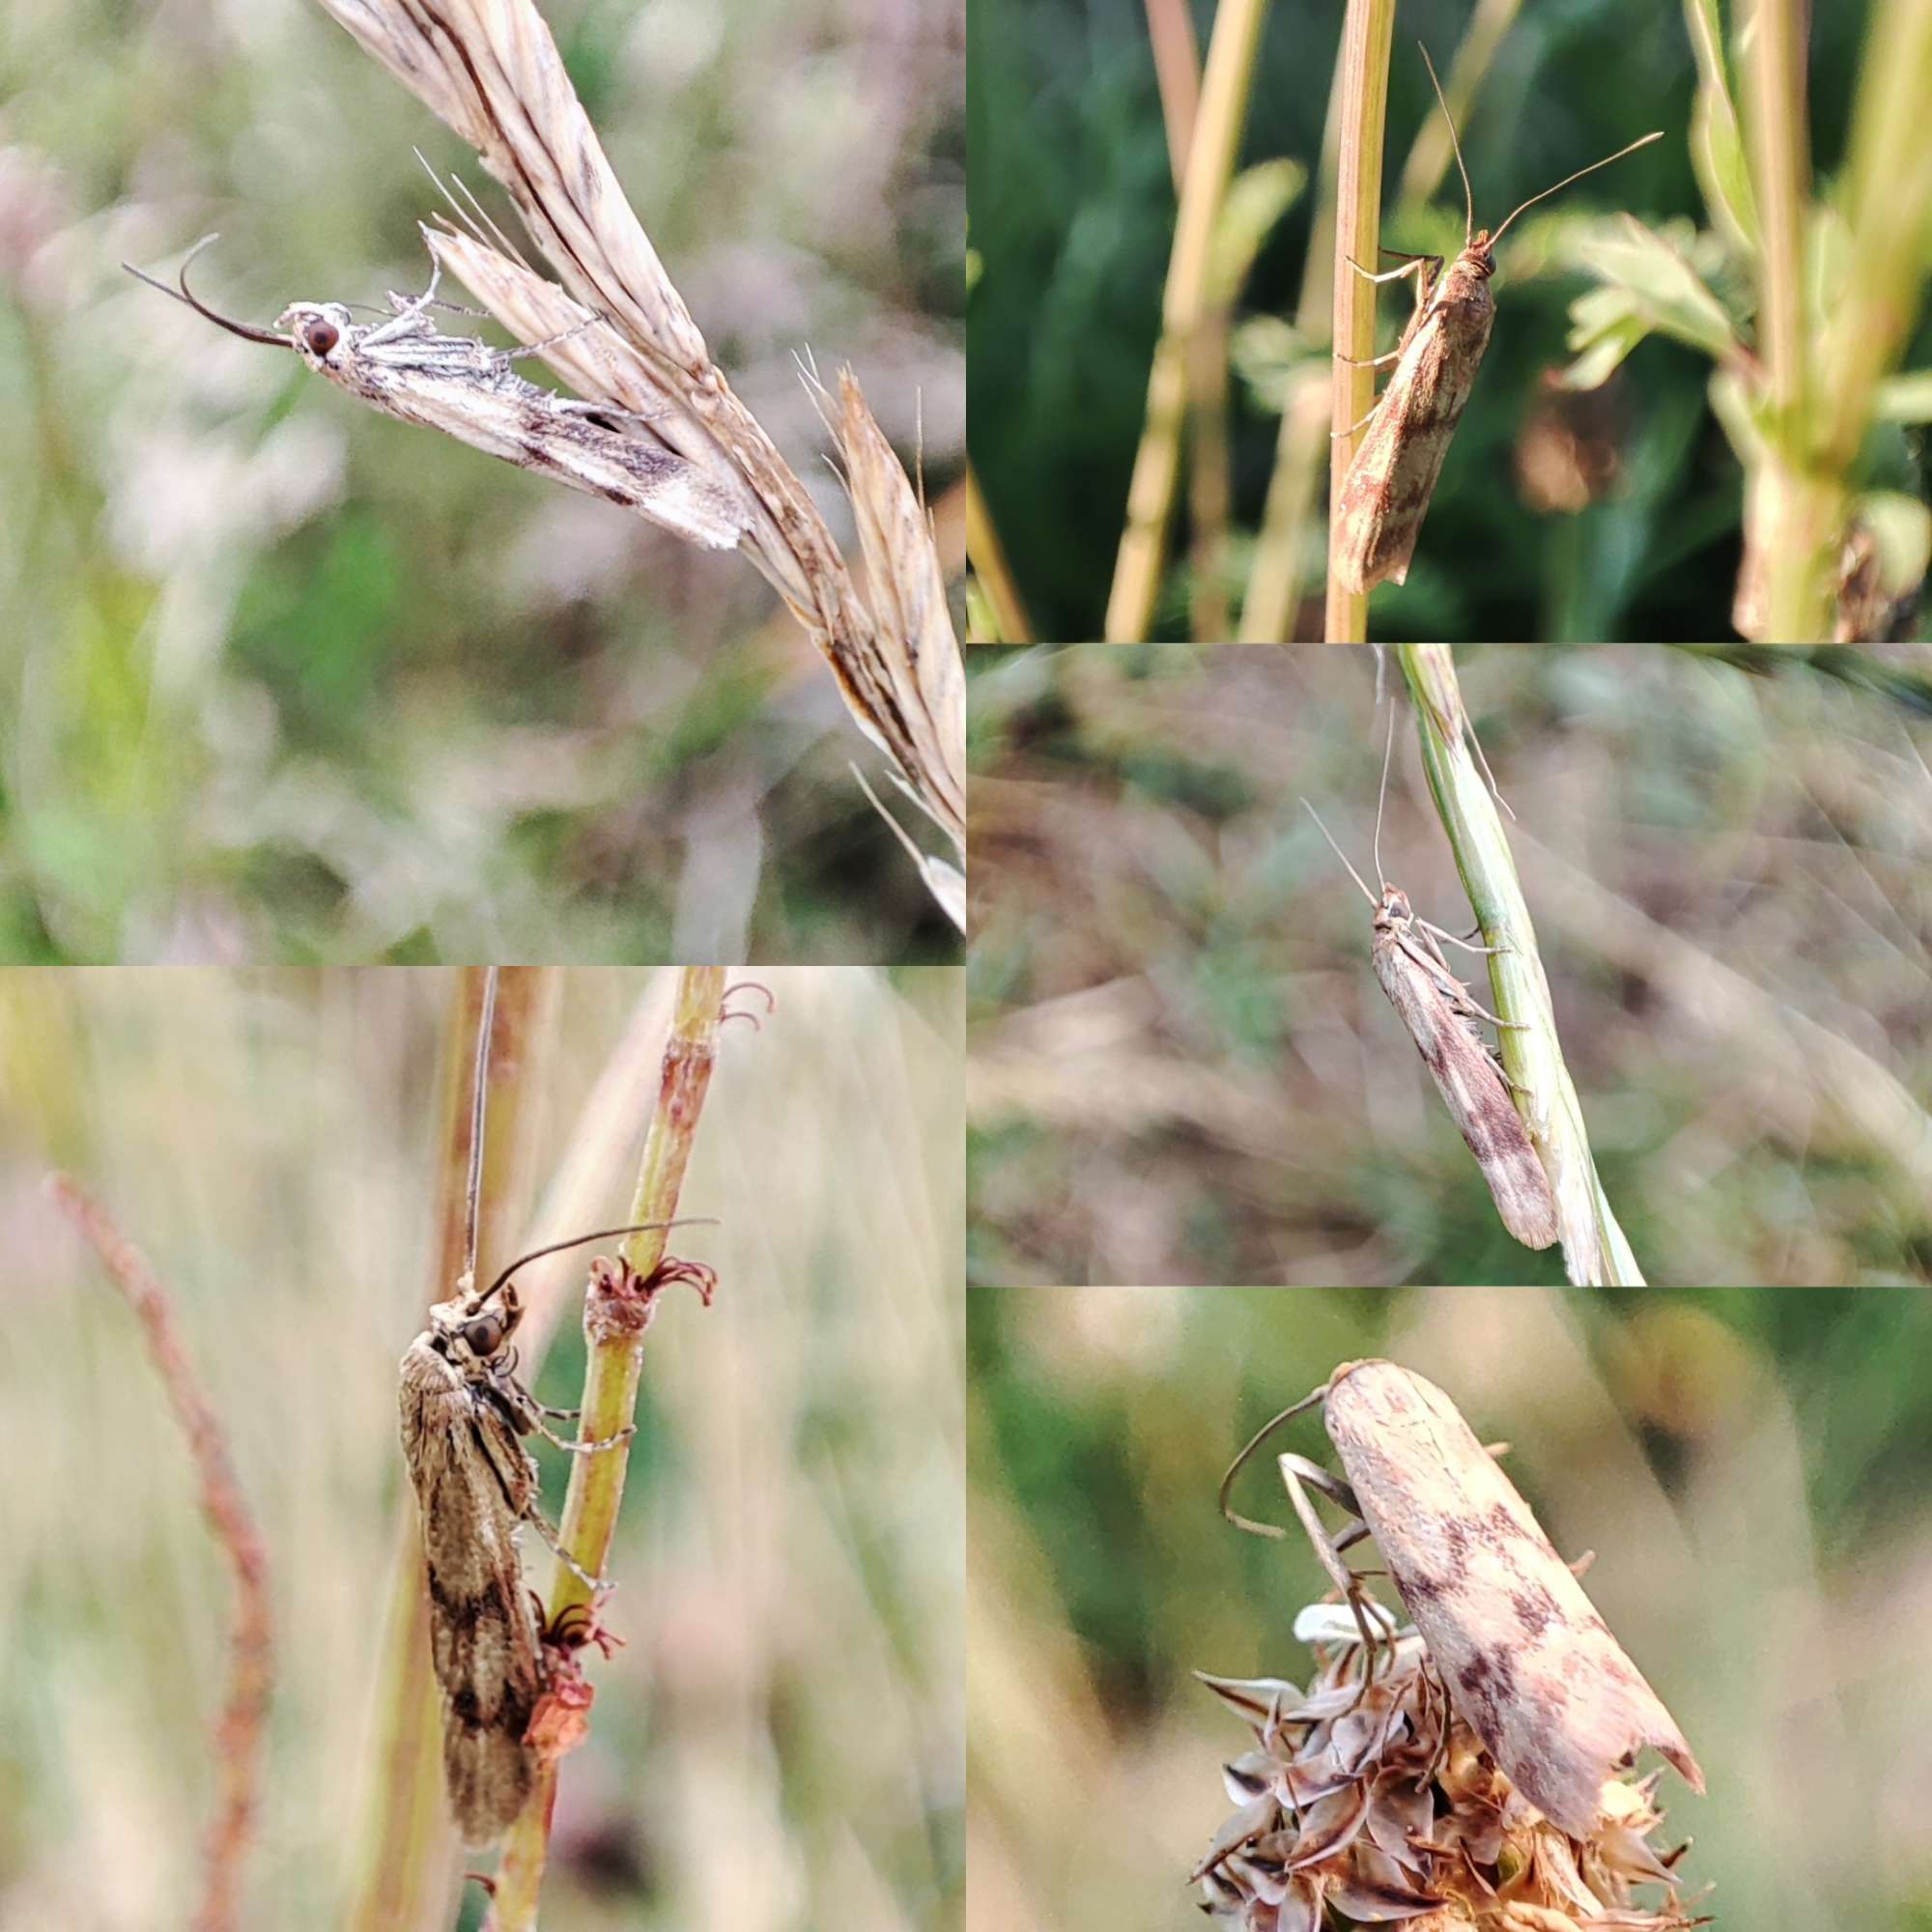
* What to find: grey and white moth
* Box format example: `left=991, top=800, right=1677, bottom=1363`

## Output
left=126, top=235, right=753, bottom=554
left=1330, top=48, right=1661, bottom=595
left=1303, top=744, right=1558, bottom=1251
left=1227, top=1358, right=1706, bottom=1841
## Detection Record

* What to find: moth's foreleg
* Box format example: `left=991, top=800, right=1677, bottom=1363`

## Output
left=1333, top=345, right=1406, bottom=370
left=1344, top=252, right=1436, bottom=289
left=524, top=1503, right=614, bottom=1593
left=363, top=253, right=446, bottom=349
left=1278, top=1451, right=1389, bottom=1688
left=1415, top=915, right=1510, bottom=959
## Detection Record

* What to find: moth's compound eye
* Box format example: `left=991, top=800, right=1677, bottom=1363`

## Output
left=302, top=318, right=340, bottom=356
left=461, top=1314, right=506, bottom=1357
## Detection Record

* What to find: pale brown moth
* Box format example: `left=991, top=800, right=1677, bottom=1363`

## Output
left=1222, top=1358, right=1706, bottom=1841
left=1331, top=47, right=1662, bottom=594
left=399, top=973, right=709, bottom=1843
left=1303, top=725, right=1558, bottom=1250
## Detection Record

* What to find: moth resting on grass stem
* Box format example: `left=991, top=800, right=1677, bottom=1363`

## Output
left=399, top=1218, right=709, bottom=1843
left=1330, top=47, right=1662, bottom=595
left=1223, top=1358, right=1706, bottom=1841
left=1303, top=744, right=1559, bottom=1250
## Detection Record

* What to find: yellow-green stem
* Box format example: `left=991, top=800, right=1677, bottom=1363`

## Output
left=488, top=967, right=727, bottom=1926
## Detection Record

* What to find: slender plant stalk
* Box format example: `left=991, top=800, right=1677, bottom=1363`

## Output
left=965, top=462, right=1035, bottom=643
left=1103, top=0, right=1270, bottom=642
left=1742, top=0, right=1833, bottom=640
left=1392, top=0, right=1522, bottom=212
left=1324, top=0, right=1396, bottom=643
left=1146, top=0, right=1204, bottom=184
left=488, top=967, right=730, bottom=1926
left=1398, top=645, right=1641, bottom=1286
left=48, top=1177, right=274, bottom=1932
left=345, top=968, right=559, bottom=1931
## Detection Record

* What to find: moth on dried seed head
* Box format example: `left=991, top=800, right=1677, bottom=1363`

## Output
left=398, top=973, right=716, bottom=1842
left=124, top=232, right=753, bottom=553
left=1303, top=717, right=1558, bottom=1250
left=1223, top=1358, right=1705, bottom=1841
left=1330, top=44, right=1662, bottom=595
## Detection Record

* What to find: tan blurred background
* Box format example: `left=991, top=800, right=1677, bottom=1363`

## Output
left=0, top=967, right=962, bottom=1929
left=0, top=0, right=963, bottom=962
left=967, top=1284, right=1932, bottom=1932
left=968, top=644, right=1932, bottom=1287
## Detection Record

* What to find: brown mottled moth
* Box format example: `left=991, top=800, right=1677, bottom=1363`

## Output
left=1302, top=731, right=1558, bottom=1250
left=398, top=973, right=708, bottom=1842
left=1331, top=49, right=1661, bottom=594
left=126, top=235, right=752, bottom=553
left=1224, top=1358, right=1705, bottom=1840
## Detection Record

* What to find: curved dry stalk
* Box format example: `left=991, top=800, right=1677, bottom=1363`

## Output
left=306, top=0, right=963, bottom=916
left=48, top=1175, right=274, bottom=1932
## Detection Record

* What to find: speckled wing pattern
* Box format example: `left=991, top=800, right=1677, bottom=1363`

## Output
left=1322, top=1360, right=1706, bottom=1839
left=1369, top=888, right=1558, bottom=1251
left=398, top=1336, right=543, bottom=1845
left=1332, top=255, right=1497, bottom=594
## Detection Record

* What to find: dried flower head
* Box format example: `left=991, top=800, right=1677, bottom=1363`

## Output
left=1193, top=1599, right=1705, bottom=1932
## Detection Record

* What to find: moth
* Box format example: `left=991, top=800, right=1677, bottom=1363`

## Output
left=1224, top=1358, right=1706, bottom=1841
left=1331, top=48, right=1661, bottom=594
left=1303, top=734, right=1558, bottom=1250
left=398, top=974, right=711, bottom=1842
left=125, top=234, right=753, bottom=554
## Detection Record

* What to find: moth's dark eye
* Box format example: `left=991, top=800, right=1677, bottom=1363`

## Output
left=303, top=318, right=340, bottom=356
left=462, top=1315, right=505, bottom=1356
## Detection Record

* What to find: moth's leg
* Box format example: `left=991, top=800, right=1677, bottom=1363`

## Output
left=523, top=1503, right=614, bottom=1593
left=1344, top=252, right=1435, bottom=288
left=1333, top=345, right=1406, bottom=370
left=361, top=256, right=447, bottom=348
left=1330, top=400, right=1385, bottom=440
left=530, top=1413, right=636, bottom=1455
left=1416, top=916, right=1509, bottom=958
left=1278, top=1452, right=1387, bottom=1688
left=505, top=317, right=601, bottom=360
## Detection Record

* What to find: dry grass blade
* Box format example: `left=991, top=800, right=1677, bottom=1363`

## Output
left=310, top=0, right=964, bottom=917
left=48, top=1175, right=273, bottom=1932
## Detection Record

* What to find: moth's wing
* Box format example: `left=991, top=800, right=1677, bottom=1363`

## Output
left=1332, top=282, right=1495, bottom=594
left=1326, top=1363, right=1704, bottom=1838
left=1370, top=944, right=1558, bottom=1250
left=399, top=1342, right=544, bottom=1844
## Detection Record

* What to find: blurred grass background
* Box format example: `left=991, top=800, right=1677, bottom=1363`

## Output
left=967, top=643, right=1932, bottom=1286
left=0, top=966, right=962, bottom=1930
left=967, top=0, right=1930, bottom=641
left=967, top=1284, right=1932, bottom=1932
left=0, top=0, right=963, bottom=963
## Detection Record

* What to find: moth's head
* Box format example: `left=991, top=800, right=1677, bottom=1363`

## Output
left=276, top=301, right=355, bottom=370
left=425, top=1284, right=523, bottom=1373
left=1377, top=884, right=1412, bottom=929
left=1465, top=231, right=1498, bottom=275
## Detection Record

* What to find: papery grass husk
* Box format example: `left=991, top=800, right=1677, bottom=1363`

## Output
left=1193, top=1598, right=1704, bottom=1932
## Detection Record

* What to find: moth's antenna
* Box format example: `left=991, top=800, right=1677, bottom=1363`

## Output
left=461, top=968, right=498, bottom=1295
left=1417, top=43, right=1474, bottom=250
left=1218, top=1383, right=1331, bottom=1540
left=1372, top=707, right=1398, bottom=893
left=1488, top=129, right=1663, bottom=250
left=122, top=234, right=290, bottom=348
left=1301, top=799, right=1378, bottom=909
left=480, top=1219, right=720, bottom=1304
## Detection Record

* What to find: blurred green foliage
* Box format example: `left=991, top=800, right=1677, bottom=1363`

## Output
left=968, top=1283, right=1932, bottom=1932
left=967, top=643, right=1932, bottom=1287
left=0, top=0, right=964, bottom=962
left=968, top=0, right=1928, bottom=640
left=0, top=966, right=963, bottom=1929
